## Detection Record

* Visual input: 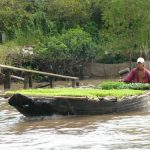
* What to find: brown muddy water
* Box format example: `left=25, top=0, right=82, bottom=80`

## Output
left=0, top=79, right=150, bottom=150
left=0, top=97, right=150, bottom=150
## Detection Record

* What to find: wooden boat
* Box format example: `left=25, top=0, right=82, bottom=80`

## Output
left=8, top=93, right=150, bottom=117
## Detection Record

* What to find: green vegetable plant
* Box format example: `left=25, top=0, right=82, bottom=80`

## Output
left=98, top=82, right=150, bottom=90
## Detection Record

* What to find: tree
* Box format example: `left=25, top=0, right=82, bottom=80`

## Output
left=35, top=28, right=98, bottom=76
left=61, top=28, right=97, bottom=60
left=100, top=0, right=150, bottom=61
left=45, top=0, right=92, bottom=30
left=36, top=28, right=97, bottom=61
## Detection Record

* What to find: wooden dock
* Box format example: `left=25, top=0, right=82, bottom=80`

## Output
left=0, top=64, right=79, bottom=90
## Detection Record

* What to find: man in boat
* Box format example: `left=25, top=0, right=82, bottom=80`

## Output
left=123, top=57, right=150, bottom=83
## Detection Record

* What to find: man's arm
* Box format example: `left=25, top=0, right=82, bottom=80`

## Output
left=145, top=69, right=150, bottom=83
left=123, top=69, right=135, bottom=83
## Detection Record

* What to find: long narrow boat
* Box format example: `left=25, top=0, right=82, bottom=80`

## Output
left=8, top=92, right=150, bottom=117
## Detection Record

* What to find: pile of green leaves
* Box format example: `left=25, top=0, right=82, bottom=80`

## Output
left=98, top=82, right=150, bottom=90
left=5, top=88, right=144, bottom=99
left=97, top=82, right=125, bottom=90
left=119, top=83, right=150, bottom=90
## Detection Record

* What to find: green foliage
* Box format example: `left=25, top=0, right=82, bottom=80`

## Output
left=83, top=22, right=100, bottom=43
left=0, top=0, right=58, bottom=45
left=36, top=36, right=67, bottom=60
left=36, top=28, right=97, bottom=61
left=101, top=0, right=150, bottom=60
left=0, top=41, right=20, bottom=64
left=60, top=28, right=97, bottom=60
left=98, top=82, right=125, bottom=90
left=6, top=88, right=144, bottom=99
left=98, top=81, right=150, bottom=90
left=119, top=83, right=150, bottom=90
left=45, top=0, right=92, bottom=29
left=1, top=0, right=150, bottom=65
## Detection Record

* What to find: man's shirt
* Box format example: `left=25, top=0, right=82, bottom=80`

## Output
left=124, top=68, right=150, bottom=83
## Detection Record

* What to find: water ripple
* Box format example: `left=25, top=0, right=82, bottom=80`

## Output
left=0, top=98, right=150, bottom=150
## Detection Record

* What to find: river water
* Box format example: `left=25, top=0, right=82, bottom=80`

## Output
left=0, top=97, right=150, bottom=150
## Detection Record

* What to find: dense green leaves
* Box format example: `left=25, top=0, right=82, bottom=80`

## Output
left=36, top=36, right=67, bottom=60
left=101, top=0, right=150, bottom=60
left=60, top=28, right=97, bottom=60
left=98, top=82, right=150, bottom=90
left=1, top=0, right=150, bottom=64
left=98, top=82, right=125, bottom=90
left=45, top=0, right=91, bottom=28
left=36, top=28, right=97, bottom=61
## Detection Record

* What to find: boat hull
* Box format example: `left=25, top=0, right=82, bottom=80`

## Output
left=8, top=93, right=150, bottom=117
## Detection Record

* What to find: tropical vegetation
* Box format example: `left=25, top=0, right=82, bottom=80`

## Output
left=0, top=0, right=150, bottom=74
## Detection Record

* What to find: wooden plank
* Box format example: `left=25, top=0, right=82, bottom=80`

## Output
left=35, top=96, right=88, bottom=100
left=11, top=75, right=24, bottom=81
left=35, top=83, right=50, bottom=88
left=0, top=73, right=24, bottom=81
left=0, top=64, right=78, bottom=80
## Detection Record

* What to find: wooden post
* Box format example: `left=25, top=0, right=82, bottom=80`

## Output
left=24, top=73, right=29, bottom=89
left=3, top=69, right=11, bottom=90
left=49, top=77, right=54, bottom=88
left=72, top=79, right=76, bottom=88
left=76, top=79, right=79, bottom=87
left=29, top=73, right=33, bottom=88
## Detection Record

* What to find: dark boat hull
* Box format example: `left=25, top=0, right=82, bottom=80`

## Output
left=8, top=93, right=150, bottom=117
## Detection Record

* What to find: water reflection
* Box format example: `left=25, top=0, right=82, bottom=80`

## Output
left=0, top=98, right=150, bottom=150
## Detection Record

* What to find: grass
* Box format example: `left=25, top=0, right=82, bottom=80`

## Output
left=6, top=88, right=145, bottom=99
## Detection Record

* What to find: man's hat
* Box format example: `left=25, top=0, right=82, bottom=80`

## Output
left=137, top=57, right=144, bottom=64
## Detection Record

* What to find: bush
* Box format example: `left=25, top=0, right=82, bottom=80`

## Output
left=60, top=28, right=97, bottom=60
left=36, top=36, right=67, bottom=60
left=36, top=28, right=98, bottom=61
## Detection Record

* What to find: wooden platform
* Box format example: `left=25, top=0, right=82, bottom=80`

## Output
left=0, top=64, right=79, bottom=90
